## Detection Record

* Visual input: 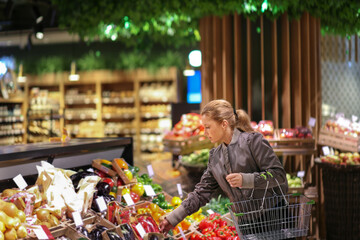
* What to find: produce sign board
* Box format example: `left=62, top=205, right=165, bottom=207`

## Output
left=163, top=134, right=214, bottom=155
left=92, top=159, right=117, bottom=177
left=50, top=225, right=88, bottom=239
left=318, top=128, right=360, bottom=152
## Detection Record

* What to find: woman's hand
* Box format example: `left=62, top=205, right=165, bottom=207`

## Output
left=226, top=173, right=243, bottom=188
left=159, top=218, right=174, bottom=235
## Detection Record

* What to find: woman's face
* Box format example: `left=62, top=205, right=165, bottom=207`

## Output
left=202, top=114, right=225, bottom=143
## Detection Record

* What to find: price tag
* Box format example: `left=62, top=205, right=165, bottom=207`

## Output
left=144, top=185, right=156, bottom=196
left=335, top=112, right=345, bottom=119
left=352, top=115, right=358, bottom=122
left=33, top=226, right=49, bottom=240
left=136, top=223, right=146, bottom=238
left=207, top=209, right=215, bottom=215
left=13, top=174, right=28, bottom=190
left=123, top=193, right=135, bottom=206
left=177, top=183, right=183, bottom=198
left=178, top=227, right=186, bottom=240
left=297, top=171, right=305, bottom=178
left=72, top=212, right=83, bottom=227
left=147, top=164, right=154, bottom=178
left=308, top=117, right=316, bottom=127
left=96, top=197, right=107, bottom=212
left=322, top=146, right=330, bottom=156
left=330, top=147, right=335, bottom=156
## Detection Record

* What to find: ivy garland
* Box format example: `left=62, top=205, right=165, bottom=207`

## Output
left=51, top=0, right=360, bottom=47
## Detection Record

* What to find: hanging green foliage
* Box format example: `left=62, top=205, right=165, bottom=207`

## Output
left=51, top=0, right=360, bottom=47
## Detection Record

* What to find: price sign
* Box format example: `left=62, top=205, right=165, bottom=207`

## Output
left=13, top=174, right=28, bottom=190
left=297, top=171, right=305, bottom=178
left=207, top=209, right=215, bottom=215
left=147, top=164, right=154, bottom=178
left=33, top=226, right=50, bottom=240
left=352, top=115, right=358, bottom=122
left=72, top=212, right=83, bottom=227
left=322, top=146, right=330, bottom=156
left=123, top=193, right=135, bottom=206
left=96, top=197, right=107, bottom=212
left=136, top=223, right=146, bottom=238
left=177, top=183, right=183, bottom=198
left=144, top=185, right=156, bottom=196
left=308, top=117, right=316, bottom=128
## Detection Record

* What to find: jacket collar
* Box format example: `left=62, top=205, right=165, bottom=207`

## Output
left=221, top=128, right=241, bottom=150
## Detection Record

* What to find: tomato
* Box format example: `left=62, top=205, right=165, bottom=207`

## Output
left=117, top=178, right=124, bottom=186
left=199, top=219, right=215, bottom=231
left=102, top=178, right=114, bottom=188
left=171, top=196, right=182, bottom=207
left=130, top=192, right=140, bottom=203
left=131, top=183, right=145, bottom=196
left=121, top=188, right=131, bottom=196
left=124, top=169, right=133, bottom=180
left=149, top=203, right=160, bottom=213
left=96, top=170, right=107, bottom=178
left=114, top=158, right=129, bottom=170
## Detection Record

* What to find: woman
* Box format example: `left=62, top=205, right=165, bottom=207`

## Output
left=160, top=99, right=288, bottom=236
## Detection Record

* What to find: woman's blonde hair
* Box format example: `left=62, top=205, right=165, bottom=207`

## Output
left=201, top=99, right=254, bottom=132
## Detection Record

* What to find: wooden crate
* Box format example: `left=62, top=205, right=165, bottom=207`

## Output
left=163, top=135, right=214, bottom=155
left=318, top=128, right=360, bottom=152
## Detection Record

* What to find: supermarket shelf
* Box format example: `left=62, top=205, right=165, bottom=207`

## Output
left=0, top=130, right=25, bottom=137
left=140, top=128, right=164, bottom=134
left=65, top=114, right=97, bottom=120
left=141, top=113, right=171, bottom=119
left=102, top=113, right=135, bottom=120
left=65, top=98, right=98, bottom=105
left=268, top=138, right=316, bottom=156
left=105, top=129, right=136, bottom=135
left=102, top=97, right=135, bottom=104
left=0, top=98, right=24, bottom=104
left=0, top=116, right=24, bottom=123
left=28, top=115, right=63, bottom=121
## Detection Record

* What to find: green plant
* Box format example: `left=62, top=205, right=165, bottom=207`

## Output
left=35, top=56, right=64, bottom=74
left=77, top=50, right=106, bottom=70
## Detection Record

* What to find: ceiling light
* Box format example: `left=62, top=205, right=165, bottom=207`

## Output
left=188, top=50, right=202, bottom=67
left=0, top=62, right=7, bottom=76
left=34, top=24, right=44, bottom=40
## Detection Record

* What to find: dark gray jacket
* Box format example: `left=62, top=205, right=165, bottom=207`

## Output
left=166, top=128, right=288, bottom=226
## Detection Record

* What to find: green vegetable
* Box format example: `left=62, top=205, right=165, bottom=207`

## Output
left=202, top=195, right=230, bottom=215
left=151, top=183, right=163, bottom=193
left=157, top=193, right=165, bottom=202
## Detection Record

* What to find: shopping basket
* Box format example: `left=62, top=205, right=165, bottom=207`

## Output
left=227, top=172, right=315, bottom=240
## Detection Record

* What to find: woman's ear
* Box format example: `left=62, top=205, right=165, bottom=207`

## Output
left=222, top=120, right=228, bottom=129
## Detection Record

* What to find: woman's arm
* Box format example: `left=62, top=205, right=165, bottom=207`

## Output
left=165, top=151, right=219, bottom=227
left=241, top=132, right=287, bottom=189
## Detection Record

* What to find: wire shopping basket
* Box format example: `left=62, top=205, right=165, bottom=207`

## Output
left=226, top=172, right=315, bottom=240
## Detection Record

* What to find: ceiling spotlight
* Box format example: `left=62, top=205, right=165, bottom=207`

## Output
left=34, top=24, right=44, bottom=40
left=188, top=50, right=202, bottom=67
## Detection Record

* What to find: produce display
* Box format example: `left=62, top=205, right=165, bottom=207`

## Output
left=324, top=118, right=360, bottom=137
left=286, top=174, right=303, bottom=188
left=279, top=127, right=313, bottom=139
left=201, top=195, right=230, bottom=216
left=254, top=120, right=274, bottom=139
left=180, top=149, right=210, bottom=166
left=320, top=152, right=360, bottom=165
left=164, top=113, right=204, bottom=141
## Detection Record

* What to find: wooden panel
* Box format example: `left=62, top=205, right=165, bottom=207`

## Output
left=260, top=15, right=265, bottom=119
left=222, top=15, right=234, bottom=104
left=281, top=13, right=291, bottom=128
left=271, top=20, right=279, bottom=129
left=234, top=13, right=242, bottom=109
left=213, top=16, right=223, bottom=99
left=200, top=17, right=214, bottom=107
left=309, top=15, right=318, bottom=122
left=290, top=19, right=302, bottom=127
left=246, top=18, right=252, bottom=118
left=356, top=35, right=358, bottom=63
left=316, top=18, right=322, bottom=135
left=301, top=13, right=311, bottom=126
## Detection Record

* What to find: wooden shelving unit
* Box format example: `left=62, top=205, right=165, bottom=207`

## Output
left=19, top=67, right=178, bottom=159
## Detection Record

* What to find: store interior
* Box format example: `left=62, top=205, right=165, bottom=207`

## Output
left=0, top=1, right=359, bottom=240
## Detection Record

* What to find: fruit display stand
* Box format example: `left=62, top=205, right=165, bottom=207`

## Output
left=318, top=128, right=360, bottom=152
left=315, top=159, right=360, bottom=240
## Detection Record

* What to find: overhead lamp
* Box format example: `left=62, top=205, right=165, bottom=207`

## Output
left=34, top=24, right=44, bottom=40
left=17, top=63, right=26, bottom=83
left=188, top=50, right=202, bottom=67
left=68, top=61, right=79, bottom=81
left=0, top=61, right=7, bottom=76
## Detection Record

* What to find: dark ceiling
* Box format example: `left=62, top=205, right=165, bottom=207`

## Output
left=0, top=0, right=58, bottom=32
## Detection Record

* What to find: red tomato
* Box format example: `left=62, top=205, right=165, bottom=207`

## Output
left=102, top=178, right=114, bottom=188
left=130, top=192, right=140, bottom=203
left=117, top=177, right=124, bottom=186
